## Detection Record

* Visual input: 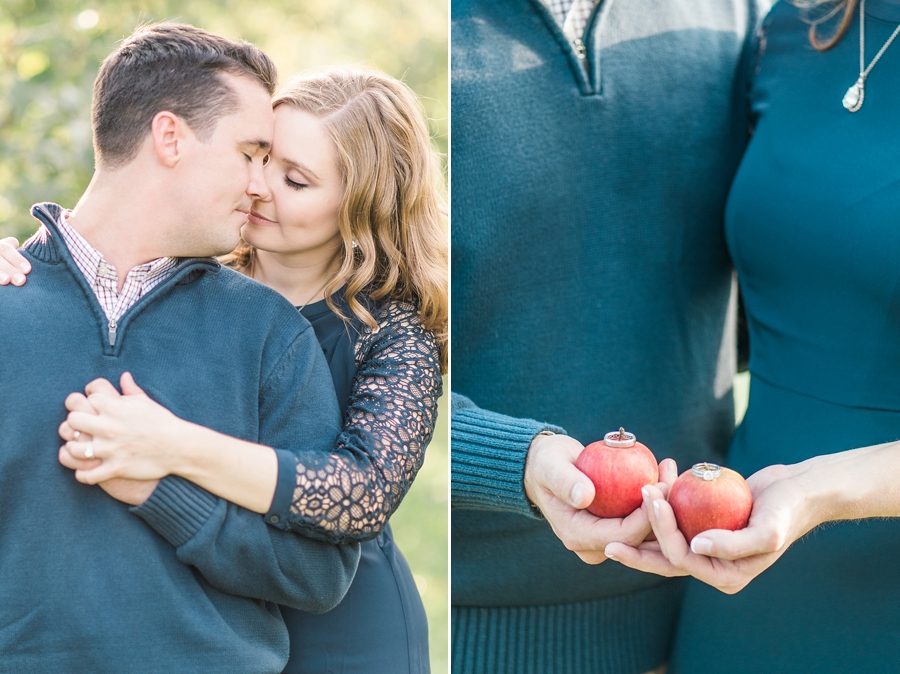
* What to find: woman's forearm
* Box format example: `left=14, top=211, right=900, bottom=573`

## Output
left=166, top=421, right=279, bottom=514
left=797, top=440, right=900, bottom=527
left=267, top=301, right=442, bottom=543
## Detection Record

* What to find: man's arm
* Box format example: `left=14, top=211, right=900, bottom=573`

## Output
left=451, top=392, right=676, bottom=564
left=132, top=477, right=358, bottom=611
left=451, top=391, right=567, bottom=516
left=129, top=326, right=360, bottom=611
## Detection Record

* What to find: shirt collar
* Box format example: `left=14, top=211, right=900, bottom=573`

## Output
left=56, top=209, right=178, bottom=286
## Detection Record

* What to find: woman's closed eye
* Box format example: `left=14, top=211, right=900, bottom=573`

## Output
left=284, top=175, right=309, bottom=190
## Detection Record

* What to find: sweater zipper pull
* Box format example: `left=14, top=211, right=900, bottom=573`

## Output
left=108, top=319, right=117, bottom=347
left=573, top=38, right=586, bottom=59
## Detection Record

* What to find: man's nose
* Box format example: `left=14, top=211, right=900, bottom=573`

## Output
left=248, top=156, right=271, bottom=202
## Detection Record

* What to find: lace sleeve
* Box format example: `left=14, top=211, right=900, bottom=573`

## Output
left=282, top=300, right=442, bottom=544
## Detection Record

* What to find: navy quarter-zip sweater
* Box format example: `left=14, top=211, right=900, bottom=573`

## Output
left=451, top=0, right=761, bottom=672
left=0, top=203, right=359, bottom=674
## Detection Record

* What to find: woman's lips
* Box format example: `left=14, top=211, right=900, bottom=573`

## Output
left=248, top=211, right=279, bottom=226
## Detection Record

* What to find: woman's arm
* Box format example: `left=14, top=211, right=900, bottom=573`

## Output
left=63, top=299, right=444, bottom=543
left=267, top=300, right=443, bottom=542
left=61, top=374, right=280, bottom=513
left=605, top=441, right=900, bottom=593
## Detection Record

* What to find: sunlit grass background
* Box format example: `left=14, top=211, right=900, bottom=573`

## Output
left=1, top=1, right=448, bottom=671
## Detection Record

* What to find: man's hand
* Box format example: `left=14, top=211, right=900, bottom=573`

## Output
left=58, top=381, right=159, bottom=506
left=524, top=432, right=677, bottom=564
left=0, top=237, right=29, bottom=286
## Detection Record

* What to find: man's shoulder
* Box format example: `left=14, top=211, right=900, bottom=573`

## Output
left=195, top=264, right=303, bottom=318
left=187, top=264, right=316, bottom=359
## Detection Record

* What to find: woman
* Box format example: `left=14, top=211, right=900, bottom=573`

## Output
left=603, top=1, right=900, bottom=671
left=2, top=66, right=446, bottom=674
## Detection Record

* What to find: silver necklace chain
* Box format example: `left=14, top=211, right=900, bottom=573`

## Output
left=843, top=0, right=900, bottom=112
left=296, top=274, right=335, bottom=311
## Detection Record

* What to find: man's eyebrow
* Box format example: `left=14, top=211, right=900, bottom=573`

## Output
left=239, top=139, right=271, bottom=151
left=282, top=156, right=320, bottom=181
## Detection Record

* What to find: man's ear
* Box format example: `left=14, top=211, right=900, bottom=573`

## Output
left=150, top=111, right=187, bottom=168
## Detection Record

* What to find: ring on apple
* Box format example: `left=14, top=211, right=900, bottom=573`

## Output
left=574, top=428, right=659, bottom=518
left=668, top=462, right=753, bottom=543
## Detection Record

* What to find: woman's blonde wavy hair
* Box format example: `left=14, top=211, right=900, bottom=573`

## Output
left=223, top=67, right=448, bottom=372
left=794, top=0, right=858, bottom=50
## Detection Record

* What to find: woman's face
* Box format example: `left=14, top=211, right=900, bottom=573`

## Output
left=242, top=106, right=344, bottom=259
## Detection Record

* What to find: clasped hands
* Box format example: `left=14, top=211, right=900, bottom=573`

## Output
left=58, top=373, right=179, bottom=506
left=524, top=433, right=819, bottom=593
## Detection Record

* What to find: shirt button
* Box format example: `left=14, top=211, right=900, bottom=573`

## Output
left=98, top=264, right=109, bottom=276
left=269, top=515, right=279, bottom=524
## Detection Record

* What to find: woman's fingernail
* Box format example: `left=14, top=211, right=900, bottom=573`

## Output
left=570, top=482, right=584, bottom=507
left=606, top=551, right=619, bottom=562
left=0, top=272, right=8, bottom=283
left=12, top=274, right=25, bottom=284
left=20, top=262, right=30, bottom=273
left=641, top=486, right=650, bottom=499
left=652, top=500, right=662, bottom=517
left=691, top=537, right=713, bottom=555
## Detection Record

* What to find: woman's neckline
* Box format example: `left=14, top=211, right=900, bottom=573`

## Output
left=866, top=0, right=900, bottom=23
left=296, top=288, right=347, bottom=316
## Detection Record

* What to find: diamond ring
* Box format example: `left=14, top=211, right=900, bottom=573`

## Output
left=84, top=442, right=95, bottom=459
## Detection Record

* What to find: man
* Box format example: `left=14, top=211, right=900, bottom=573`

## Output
left=0, top=23, right=358, bottom=673
left=450, top=0, right=762, bottom=672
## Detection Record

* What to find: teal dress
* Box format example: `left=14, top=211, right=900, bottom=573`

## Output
left=279, top=293, right=433, bottom=674
left=670, top=2, right=900, bottom=671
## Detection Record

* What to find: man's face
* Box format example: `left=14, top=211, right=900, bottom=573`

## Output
left=169, top=73, right=274, bottom=257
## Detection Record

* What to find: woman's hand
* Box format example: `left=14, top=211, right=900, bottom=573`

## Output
left=0, top=237, right=30, bottom=285
left=59, top=372, right=189, bottom=484
left=605, top=462, right=822, bottom=594
left=57, top=379, right=160, bottom=505
left=60, top=372, right=279, bottom=513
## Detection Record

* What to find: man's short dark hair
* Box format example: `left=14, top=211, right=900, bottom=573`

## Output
left=92, top=22, right=278, bottom=169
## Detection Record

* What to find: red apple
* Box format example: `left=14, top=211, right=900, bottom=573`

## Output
left=668, top=463, right=753, bottom=542
left=574, top=428, right=659, bottom=518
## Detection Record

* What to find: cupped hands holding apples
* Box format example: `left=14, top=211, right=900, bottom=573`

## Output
left=529, top=427, right=900, bottom=594
left=603, top=440, right=900, bottom=594
left=523, top=430, right=679, bottom=565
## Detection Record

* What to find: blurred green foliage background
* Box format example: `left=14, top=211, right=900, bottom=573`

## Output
left=0, top=0, right=447, bottom=240
left=0, top=0, right=448, bottom=670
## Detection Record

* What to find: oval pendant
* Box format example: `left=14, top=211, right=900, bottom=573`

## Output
left=843, top=79, right=864, bottom=112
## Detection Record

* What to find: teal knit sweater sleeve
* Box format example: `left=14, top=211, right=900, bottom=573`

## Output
left=451, top=392, right=565, bottom=518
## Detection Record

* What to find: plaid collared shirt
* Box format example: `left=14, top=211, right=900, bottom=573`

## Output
left=540, top=0, right=598, bottom=42
left=57, top=211, right=179, bottom=325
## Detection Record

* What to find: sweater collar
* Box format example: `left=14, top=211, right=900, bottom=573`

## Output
left=27, top=202, right=221, bottom=284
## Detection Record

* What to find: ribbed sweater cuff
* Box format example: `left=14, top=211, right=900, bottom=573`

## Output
left=452, top=407, right=565, bottom=518
left=131, top=476, right=218, bottom=548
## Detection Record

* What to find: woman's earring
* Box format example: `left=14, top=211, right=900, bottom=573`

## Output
left=351, top=240, right=359, bottom=249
